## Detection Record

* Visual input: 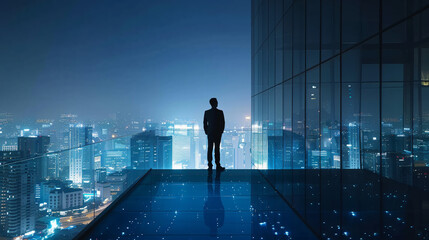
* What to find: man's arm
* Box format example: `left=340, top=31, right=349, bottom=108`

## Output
left=220, top=111, right=225, bottom=133
left=203, top=111, right=208, bottom=135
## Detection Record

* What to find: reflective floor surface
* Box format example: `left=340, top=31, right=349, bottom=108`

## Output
left=83, top=170, right=318, bottom=240
left=260, top=169, right=429, bottom=240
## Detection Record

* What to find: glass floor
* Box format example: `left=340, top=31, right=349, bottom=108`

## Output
left=83, top=170, right=318, bottom=240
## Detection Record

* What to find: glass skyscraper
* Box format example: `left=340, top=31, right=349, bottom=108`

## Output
left=252, top=0, right=429, bottom=238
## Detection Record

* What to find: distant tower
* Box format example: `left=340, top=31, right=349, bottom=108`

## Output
left=69, top=125, right=93, bottom=185
left=131, top=131, right=172, bottom=169
left=347, top=122, right=360, bottom=169
left=157, top=136, right=173, bottom=169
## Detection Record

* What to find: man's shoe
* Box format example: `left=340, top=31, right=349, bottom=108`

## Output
left=216, top=165, right=225, bottom=171
left=208, top=164, right=213, bottom=170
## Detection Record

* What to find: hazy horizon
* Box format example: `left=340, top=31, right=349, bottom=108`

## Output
left=0, top=0, right=251, bottom=128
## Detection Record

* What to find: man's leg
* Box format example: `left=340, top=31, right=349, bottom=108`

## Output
left=214, top=136, right=221, bottom=167
left=207, top=137, right=214, bottom=168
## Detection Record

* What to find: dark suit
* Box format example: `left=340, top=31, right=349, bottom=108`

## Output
left=203, top=108, right=225, bottom=166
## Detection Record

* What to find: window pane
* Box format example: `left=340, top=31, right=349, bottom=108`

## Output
left=284, top=80, right=293, bottom=170
left=293, top=74, right=305, bottom=170
left=321, top=0, right=340, bottom=61
left=306, top=0, right=320, bottom=68
left=341, top=37, right=379, bottom=171
left=262, top=41, right=269, bottom=91
left=269, top=33, right=275, bottom=87
left=342, top=0, right=379, bottom=49
left=283, top=80, right=293, bottom=202
left=306, top=67, right=320, bottom=169
left=283, top=10, right=293, bottom=80
left=268, top=85, right=283, bottom=169
left=268, top=0, right=276, bottom=33
left=321, top=57, right=340, bottom=169
left=275, top=20, right=283, bottom=84
left=361, top=82, right=380, bottom=174
left=382, top=0, right=429, bottom=29
left=275, top=0, right=284, bottom=24
left=293, top=0, right=305, bottom=75
left=305, top=67, right=321, bottom=234
left=292, top=74, right=305, bottom=216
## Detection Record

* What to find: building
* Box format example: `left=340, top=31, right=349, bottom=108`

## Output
left=95, top=182, right=111, bottom=202
left=345, top=122, right=360, bottom=169
left=251, top=0, right=429, bottom=179
left=1, top=145, right=17, bottom=151
left=105, top=171, right=127, bottom=200
left=101, top=150, right=128, bottom=173
left=130, top=131, right=172, bottom=169
left=0, top=151, right=36, bottom=238
left=157, top=136, right=173, bottom=169
left=46, top=153, right=60, bottom=179
left=18, top=136, right=50, bottom=156
left=95, top=168, right=107, bottom=182
left=69, top=125, right=93, bottom=185
left=48, top=187, right=83, bottom=211
left=171, top=123, right=199, bottom=169
left=251, top=0, right=429, bottom=238
left=234, top=130, right=252, bottom=169
left=18, top=136, right=50, bottom=181
left=40, top=180, right=68, bottom=204
left=220, top=139, right=235, bottom=168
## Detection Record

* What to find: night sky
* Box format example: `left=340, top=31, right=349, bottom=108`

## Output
left=0, top=0, right=250, bottom=127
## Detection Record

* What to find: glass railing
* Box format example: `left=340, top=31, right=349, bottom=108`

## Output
left=0, top=128, right=251, bottom=239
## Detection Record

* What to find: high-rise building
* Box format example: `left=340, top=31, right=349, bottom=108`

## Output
left=57, top=114, right=78, bottom=151
left=69, top=125, right=93, bottom=185
left=346, top=122, right=360, bottom=169
left=251, top=1, right=429, bottom=238
left=157, top=136, right=173, bottom=169
left=18, top=136, right=50, bottom=181
left=0, top=113, right=15, bottom=139
left=220, top=139, right=235, bottom=168
left=171, top=123, right=199, bottom=169
left=130, top=131, right=172, bottom=169
left=251, top=0, right=429, bottom=178
left=0, top=151, right=36, bottom=238
left=18, top=136, right=50, bottom=155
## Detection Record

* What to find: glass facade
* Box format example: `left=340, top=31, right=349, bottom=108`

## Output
left=252, top=0, right=429, bottom=239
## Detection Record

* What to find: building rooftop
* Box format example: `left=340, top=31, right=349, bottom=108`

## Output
left=50, top=187, right=82, bottom=194
left=77, top=169, right=318, bottom=239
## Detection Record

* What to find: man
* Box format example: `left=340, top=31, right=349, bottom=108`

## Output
left=203, top=98, right=225, bottom=170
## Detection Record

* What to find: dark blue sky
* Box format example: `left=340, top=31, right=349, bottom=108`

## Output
left=0, top=0, right=250, bottom=127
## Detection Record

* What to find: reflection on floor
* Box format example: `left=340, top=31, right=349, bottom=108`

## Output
left=83, top=170, right=318, bottom=240
left=260, top=169, right=429, bottom=240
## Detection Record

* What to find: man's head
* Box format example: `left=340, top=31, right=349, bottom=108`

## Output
left=209, top=98, right=218, bottom=108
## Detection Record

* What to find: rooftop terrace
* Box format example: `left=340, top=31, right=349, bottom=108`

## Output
left=76, top=169, right=318, bottom=240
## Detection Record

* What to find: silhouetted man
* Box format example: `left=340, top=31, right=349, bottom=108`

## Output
left=204, top=98, right=225, bottom=170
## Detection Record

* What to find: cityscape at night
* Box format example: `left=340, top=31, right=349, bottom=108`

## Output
left=1, top=0, right=429, bottom=239
left=0, top=113, right=251, bottom=239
